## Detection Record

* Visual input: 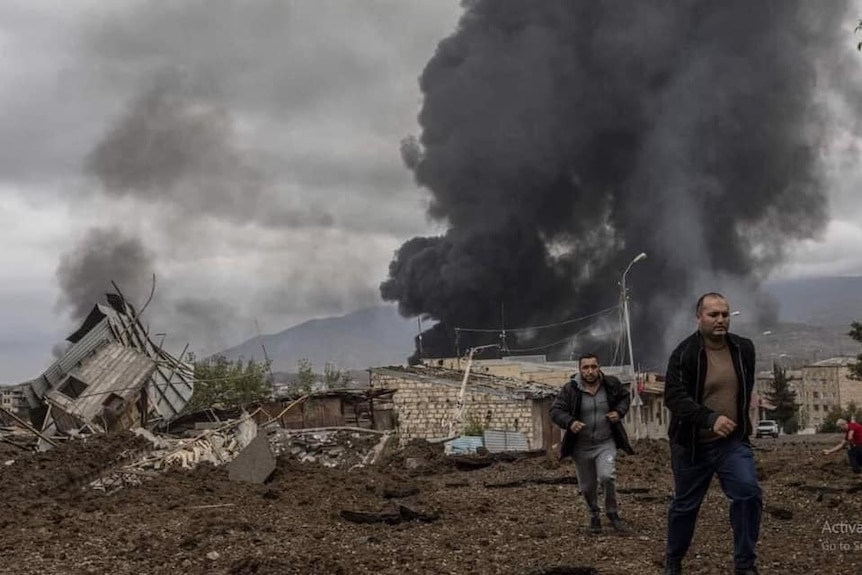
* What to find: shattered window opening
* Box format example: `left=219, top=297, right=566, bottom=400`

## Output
left=58, top=377, right=88, bottom=400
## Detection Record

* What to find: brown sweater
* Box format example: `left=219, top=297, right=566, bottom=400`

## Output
left=698, top=346, right=738, bottom=442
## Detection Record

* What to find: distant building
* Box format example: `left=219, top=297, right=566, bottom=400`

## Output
left=0, top=384, right=28, bottom=415
left=799, top=357, right=860, bottom=430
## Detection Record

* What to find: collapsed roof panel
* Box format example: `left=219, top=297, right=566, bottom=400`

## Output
left=23, top=292, right=195, bottom=441
left=46, top=342, right=156, bottom=424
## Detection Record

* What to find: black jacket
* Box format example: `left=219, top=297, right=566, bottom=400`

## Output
left=549, top=373, right=634, bottom=458
left=664, top=331, right=756, bottom=453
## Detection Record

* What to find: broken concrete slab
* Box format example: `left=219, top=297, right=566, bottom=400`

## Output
left=226, top=434, right=276, bottom=484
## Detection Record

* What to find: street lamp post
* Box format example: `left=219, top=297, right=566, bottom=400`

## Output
left=621, top=252, right=647, bottom=439
left=621, top=252, right=647, bottom=377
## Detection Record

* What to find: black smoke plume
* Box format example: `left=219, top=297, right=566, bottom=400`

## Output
left=382, top=1, right=855, bottom=365
left=56, top=227, right=156, bottom=322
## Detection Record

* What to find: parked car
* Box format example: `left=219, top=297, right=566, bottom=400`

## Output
left=756, top=419, right=780, bottom=438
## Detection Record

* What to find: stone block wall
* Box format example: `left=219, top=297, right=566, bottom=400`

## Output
left=371, top=370, right=535, bottom=446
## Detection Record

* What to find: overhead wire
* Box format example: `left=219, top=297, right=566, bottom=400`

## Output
left=504, top=307, right=621, bottom=354
left=454, top=304, right=620, bottom=334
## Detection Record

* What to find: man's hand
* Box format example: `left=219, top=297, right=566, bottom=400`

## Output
left=570, top=420, right=585, bottom=433
left=606, top=411, right=621, bottom=423
left=712, top=415, right=736, bottom=438
left=822, top=448, right=832, bottom=456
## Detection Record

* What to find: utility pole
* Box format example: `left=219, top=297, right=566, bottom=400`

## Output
left=621, top=252, right=647, bottom=440
left=449, top=344, right=500, bottom=437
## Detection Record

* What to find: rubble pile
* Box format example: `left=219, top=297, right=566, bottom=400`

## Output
left=268, top=427, right=396, bottom=469
left=89, top=416, right=260, bottom=491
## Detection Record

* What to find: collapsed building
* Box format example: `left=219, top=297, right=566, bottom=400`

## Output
left=14, top=293, right=194, bottom=450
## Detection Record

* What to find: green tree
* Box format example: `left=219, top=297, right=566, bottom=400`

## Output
left=323, top=362, right=350, bottom=390
left=820, top=402, right=862, bottom=433
left=296, top=358, right=315, bottom=394
left=848, top=321, right=862, bottom=380
left=765, top=362, right=800, bottom=433
left=185, top=353, right=272, bottom=412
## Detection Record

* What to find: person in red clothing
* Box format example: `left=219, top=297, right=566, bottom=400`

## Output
left=822, top=418, right=862, bottom=473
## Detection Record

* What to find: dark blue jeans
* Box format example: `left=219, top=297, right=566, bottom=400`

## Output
left=666, top=439, right=762, bottom=570
left=849, top=446, right=862, bottom=473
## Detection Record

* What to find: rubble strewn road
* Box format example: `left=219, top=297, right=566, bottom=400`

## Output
left=0, top=433, right=859, bottom=575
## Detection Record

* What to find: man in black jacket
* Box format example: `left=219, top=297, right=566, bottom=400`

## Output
left=550, top=353, right=633, bottom=534
left=663, top=293, right=762, bottom=575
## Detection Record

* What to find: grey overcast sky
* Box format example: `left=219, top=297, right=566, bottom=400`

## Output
left=1, top=1, right=862, bottom=383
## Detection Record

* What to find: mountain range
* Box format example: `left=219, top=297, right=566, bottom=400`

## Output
left=218, top=275, right=862, bottom=373
left=218, top=304, right=421, bottom=373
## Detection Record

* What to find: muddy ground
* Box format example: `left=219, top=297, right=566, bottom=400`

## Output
left=0, top=433, right=859, bottom=575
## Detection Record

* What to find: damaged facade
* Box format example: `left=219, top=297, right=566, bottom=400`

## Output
left=17, top=293, right=194, bottom=449
left=369, top=365, right=559, bottom=451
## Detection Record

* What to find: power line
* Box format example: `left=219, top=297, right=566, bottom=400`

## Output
left=455, top=304, right=620, bottom=334
left=506, top=312, right=620, bottom=354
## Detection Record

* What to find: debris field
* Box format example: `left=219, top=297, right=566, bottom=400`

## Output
left=0, top=433, right=859, bottom=575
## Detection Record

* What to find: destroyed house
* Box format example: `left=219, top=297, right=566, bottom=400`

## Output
left=22, top=293, right=194, bottom=446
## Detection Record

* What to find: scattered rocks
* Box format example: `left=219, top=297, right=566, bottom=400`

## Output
left=765, top=505, right=794, bottom=520
left=340, top=503, right=440, bottom=525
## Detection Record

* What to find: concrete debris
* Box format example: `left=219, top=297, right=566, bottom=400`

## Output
left=85, top=413, right=404, bottom=492
left=226, top=434, right=276, bottom=484
left=269, top=427, right=396, bottom=470
left=90, top=415, right=259, bottom=491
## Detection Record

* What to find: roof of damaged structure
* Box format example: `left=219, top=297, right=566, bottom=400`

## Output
left=371, top=365, right=559, bottom=399
left=23, top=292, right=194, bottom=440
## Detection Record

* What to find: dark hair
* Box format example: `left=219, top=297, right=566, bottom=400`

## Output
left=578, top=352, right=599, bottom=366
left=695, top=292, right=726, bottom=315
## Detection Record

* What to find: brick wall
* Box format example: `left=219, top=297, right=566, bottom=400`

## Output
left=371, top=370, right=536, bottom=447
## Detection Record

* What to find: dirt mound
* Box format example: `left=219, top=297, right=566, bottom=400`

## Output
left=0, top=431, right=151, bottom=501
left=379, top=437, right=455, bottom=474
left=0, top=435, right=860, bottom=574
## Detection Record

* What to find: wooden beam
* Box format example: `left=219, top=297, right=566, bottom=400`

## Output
left=0, top=407, right=59, bottom=448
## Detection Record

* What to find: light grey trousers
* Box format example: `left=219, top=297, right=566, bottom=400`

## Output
left=572, top=439, right=618, bottom=517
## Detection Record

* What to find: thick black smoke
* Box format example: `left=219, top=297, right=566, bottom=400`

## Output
left=56, top=227, right=156, bottom=322
left=382, top=1, right=855, bottom=365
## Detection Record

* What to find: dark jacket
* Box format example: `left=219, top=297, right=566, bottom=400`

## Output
left=664, top=331, right=756, bottom=454
left=549, top=373, right=634, bottom=458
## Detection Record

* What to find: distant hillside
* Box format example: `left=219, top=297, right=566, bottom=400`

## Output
left=764, top=276, right=862, bottom=326
left=736, top=276, right=862, bottom=371
left=744, top=322, right=858, bottom=372
left=216, top=276, right=862, bottom=374
left=218, top=305, right=419, bottom=372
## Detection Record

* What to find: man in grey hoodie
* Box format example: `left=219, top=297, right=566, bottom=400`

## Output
left=550, top=353, right=634, bottom=534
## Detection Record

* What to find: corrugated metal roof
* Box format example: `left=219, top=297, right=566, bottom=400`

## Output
left=483, top=429, right=529, bottom=453
left=32, top=294, right=195, bottom=426
left=41, top=318, right=115, bottom=389
left=96, top=301, right=194, bottom=420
